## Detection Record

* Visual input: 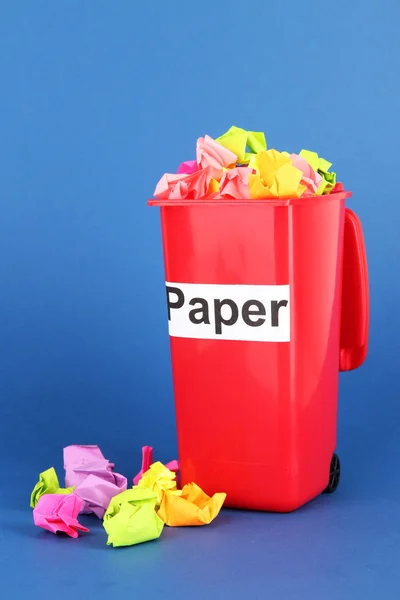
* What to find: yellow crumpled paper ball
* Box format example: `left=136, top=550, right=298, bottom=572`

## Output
left=138, top=461, right=177, bottom=504
left=249, top=149, right=306, bottom=199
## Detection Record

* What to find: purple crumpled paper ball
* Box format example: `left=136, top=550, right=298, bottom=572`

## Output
left=73, top=473, right=127, bottom=518
left=64, top=445, right=127, bottom=516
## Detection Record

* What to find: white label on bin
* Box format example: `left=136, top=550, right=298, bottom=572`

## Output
left=165, top=283, right=290, bottom=342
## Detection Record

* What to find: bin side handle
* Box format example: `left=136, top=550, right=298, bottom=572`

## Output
left=339, top=208, right=370, bottom=371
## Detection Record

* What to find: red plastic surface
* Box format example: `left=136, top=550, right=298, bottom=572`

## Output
left=149, top=192, right=368, bottom=512
left=339, top=209, right=369, bottom=371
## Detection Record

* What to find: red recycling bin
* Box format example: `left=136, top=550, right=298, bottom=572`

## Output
left=149, top=191, right=369, bottom=512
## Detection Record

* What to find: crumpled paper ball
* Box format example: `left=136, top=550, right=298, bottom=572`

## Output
left=103, top=488, right=164, bottom=547
left=133, top=445, right=179, bottom=486
left=33, top=493, right=89, bottom=538
left=157, top=482, right=226, bottom=527
left=73, top=473, right=127, bottom=519
left=63, top=445, right=127, bottom=515
left=137, top=461, right=178, bottom=504
left=30, top=467, right=74, bottom=508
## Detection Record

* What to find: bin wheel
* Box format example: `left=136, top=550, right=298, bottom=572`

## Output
left=324, top=453, right=341, bottom=494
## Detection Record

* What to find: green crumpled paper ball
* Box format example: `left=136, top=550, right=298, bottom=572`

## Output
left=30, top=467, right=75, bottom=508
left=299, top=149, right=337, bottom=194
left=216, top=125, right=267, bottom=164
left=103, top=487, right=164, bottom=547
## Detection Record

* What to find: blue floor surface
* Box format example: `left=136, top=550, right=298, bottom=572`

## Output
left=2, top=463, right=399, bottom=600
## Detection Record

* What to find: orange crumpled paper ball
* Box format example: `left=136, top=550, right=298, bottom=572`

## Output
left=157, top=482, right=226, bottom=526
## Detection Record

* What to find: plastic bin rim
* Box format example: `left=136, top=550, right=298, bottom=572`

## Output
left=148, top=191, right=351, bottom=207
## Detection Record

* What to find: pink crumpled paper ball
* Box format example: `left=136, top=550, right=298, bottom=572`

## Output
left=177, top=160, right=198, bottom=175
left=153, top=167, right=215, bottom=201
left=196, top=135, right=237, bottom=179
left=219, top=167, right=252, bottom=199
left=33, top=493, right=89, bottom=538
left=290, top=153, right=322, bottom=195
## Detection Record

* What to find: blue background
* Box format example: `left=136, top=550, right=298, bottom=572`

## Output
left=0, top=0, right=399, bottom=598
